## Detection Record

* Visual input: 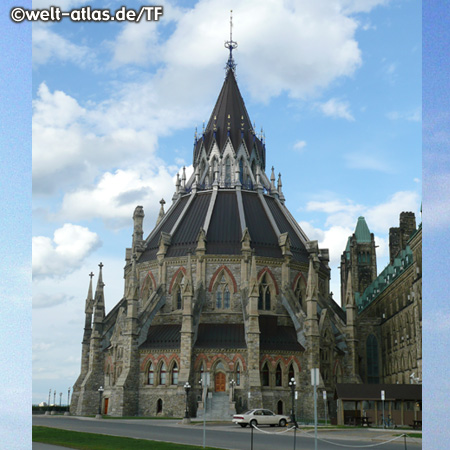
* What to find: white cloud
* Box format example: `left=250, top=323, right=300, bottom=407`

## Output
left=344, top=152, right=392, bottom=172
left=32, top=224, right=101, bottom=280
left=386, top=108, right=421, bottom=122
left=33, top=0, right=392, bottom=195
left=32, top=83, right=161, bottom=194
left=341, top=0, right=390, bottom=14
left=109, top=22, right=161, bottom=67
left=365, top=191, right=420, bottom=232
left=32, top=25, right=91, bottom=67
left=293, top=140, right=307, bottom=152
left=33, top=292, right=74, bottom=309
left=56, top=167, right=181, bottom=229
left=318, top=98, right=355, bottom=121
left=307, top=190, right=420, bottom=234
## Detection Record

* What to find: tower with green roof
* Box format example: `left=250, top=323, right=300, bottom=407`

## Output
left=340, top=216, right=377, bottom=301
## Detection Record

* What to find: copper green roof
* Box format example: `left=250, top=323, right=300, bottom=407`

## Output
left=354, top=216, right=371, bottom=243
left=357, top=245, right=413, bottom=313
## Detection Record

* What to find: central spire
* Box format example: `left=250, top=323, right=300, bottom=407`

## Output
left=224, top=10, right=238, bottom=73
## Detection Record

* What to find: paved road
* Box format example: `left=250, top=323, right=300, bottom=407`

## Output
left=33, top=415, right=422, bottom=450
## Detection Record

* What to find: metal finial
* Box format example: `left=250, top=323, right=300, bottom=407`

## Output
left=89, top=272, right=94, bottom=279
left=224, top=10, right=238, bottom=73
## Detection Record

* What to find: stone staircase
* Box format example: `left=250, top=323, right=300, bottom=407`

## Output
left=198, top=392, right=233, bottom=420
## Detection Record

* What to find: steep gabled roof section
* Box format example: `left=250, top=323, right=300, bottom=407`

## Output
left=193, top=69, right=265, bottom=167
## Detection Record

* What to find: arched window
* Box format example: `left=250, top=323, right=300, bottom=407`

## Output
left=148, top=362, right=154, bottom=385
left=236, top=362, right=241, bottom=386
left=261, top=362, right=269, bottom=386
left=225, top=156, right=231, bottom=185
left=156, top=399, right=163, bottom=414
left=141, top=275, right=154, bottom=303
left=239, top=158, right=244, bottom=184
left=200, top=159, right=206, bottom=178
left=366, top=334, right=379, bottom=384
left=288, top=364, right=295, bottom=383
left=275, top=363, right=282, bottom=387
left=215, top=274, right=231, bottom=309
left=295, top=285, right=302, bottom=307
left=176, top=287, right=182, bottom=310
left=171, top=362, right=178, bottom=385
left=159, top=362, right=167, bottom=385
left=277, top=400, right=283, bottom=414
left=258, top=274, right=271, bottom=311
left=251, top=160, right=256, bottom=179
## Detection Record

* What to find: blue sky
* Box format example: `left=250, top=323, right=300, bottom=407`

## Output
left=29, top=0, right=424, bottom=426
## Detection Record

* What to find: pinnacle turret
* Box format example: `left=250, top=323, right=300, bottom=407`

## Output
left=93, top=262, right=105, bottom=323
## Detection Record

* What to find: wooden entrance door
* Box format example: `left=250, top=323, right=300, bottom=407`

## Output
left=215, top=372, right=226, bottom=392
left=104, top=398, right=109, bottom=415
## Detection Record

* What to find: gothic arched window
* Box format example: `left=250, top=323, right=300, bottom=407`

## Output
left=288, top=364, right=295, bottom=383
left=141, top=274, right=154, bottom=303
left=275, top=363, right=282, bottom=387
left=239, top=158, right=244, bottom=184
left=176, top=287, right=182, bottom=310
left=171, top=362, right=178, bottom=385
left=215, top=274, right=231, bottom=309
left=261, top=362, right=269, bottom=386
left=148, top=362, right=154, bottom=385
left=258, top=274, right=271, bottom=311
left=159, top=362, right=167, bottom=385
left=225, top=156, right=231, bottom=185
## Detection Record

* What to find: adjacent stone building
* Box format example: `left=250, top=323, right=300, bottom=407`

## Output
left=70, top=43, right=421, bottom=422
left=342, top=213, right=422, bottom=386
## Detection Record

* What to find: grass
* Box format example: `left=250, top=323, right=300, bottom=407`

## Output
left=33, top=426, right=224, bottom=450
left=394, top=432, right=422, bottom=439
left=95, top=415, right=182, bottom=420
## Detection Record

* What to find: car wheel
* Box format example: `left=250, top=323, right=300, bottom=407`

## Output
left=249, top=419, right=257, bottom=428
left=279, top=418, right=287, bottom=427
left=239, top=423, right=247, bottom=428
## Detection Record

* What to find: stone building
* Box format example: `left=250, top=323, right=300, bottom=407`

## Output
left=70, top=44, right=357, bottom=420
left=70, top=42, right=421, bottom=421
left=341, top=213, right=422, bottom=386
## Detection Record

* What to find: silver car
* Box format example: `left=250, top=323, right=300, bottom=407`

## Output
left=232, top=409, right=290, bottom=428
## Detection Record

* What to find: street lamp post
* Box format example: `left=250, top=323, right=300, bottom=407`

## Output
left=289, top=377, right=297, bottom=450
left=47, top=389, right=51, bottom=414
left=59, top=392, right=62, bottom=408
left=97, top=386, right=104, bottom=417
left=184, top=382, right=191, bottom=420
left=65, top=387, right=71, bottom=416
left=230, top=379, right=236, bottom=402
left=200, top=379, right=206, bottom=448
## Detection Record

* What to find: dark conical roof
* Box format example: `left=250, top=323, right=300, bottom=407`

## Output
left=193, top=69, right=265, bottom=167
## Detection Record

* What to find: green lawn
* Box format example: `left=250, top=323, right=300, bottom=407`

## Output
left=33, top=426, right=224, bottom=450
